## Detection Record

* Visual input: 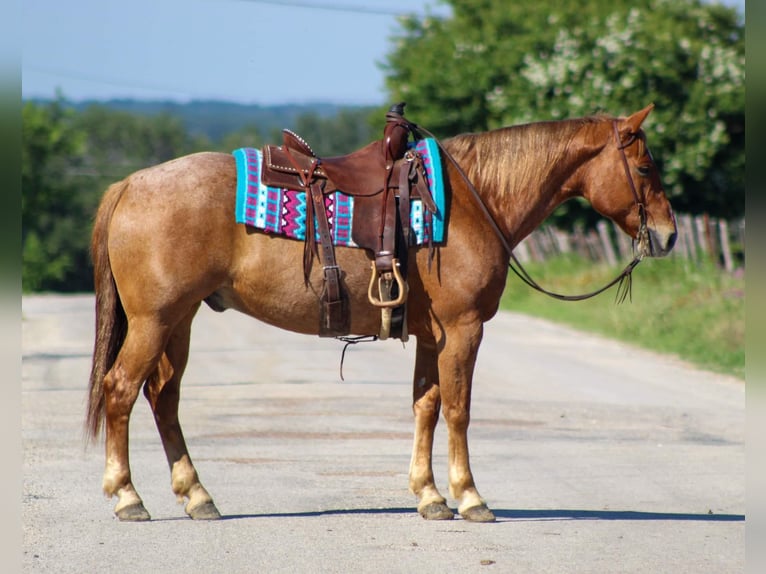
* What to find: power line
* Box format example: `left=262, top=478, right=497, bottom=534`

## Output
left=230, top=0, right=448, bottom=18
left=23, top=65, right=197, bottom=99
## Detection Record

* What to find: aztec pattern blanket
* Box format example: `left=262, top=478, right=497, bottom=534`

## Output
left=233, top=138, right=445, bottom=246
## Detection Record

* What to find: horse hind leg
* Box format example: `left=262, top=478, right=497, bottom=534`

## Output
left=101, top=316, right=171, bottom=521
left=143, top=304, right=221, bottom=520
left=409, top=338, right=454, bottom=520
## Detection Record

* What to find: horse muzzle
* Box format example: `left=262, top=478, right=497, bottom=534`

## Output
left=647, top=227, right=678, bottom=258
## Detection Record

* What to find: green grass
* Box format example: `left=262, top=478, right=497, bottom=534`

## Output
left=499, top=254, right=745, bottom=379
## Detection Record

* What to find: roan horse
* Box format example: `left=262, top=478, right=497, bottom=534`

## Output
left=86, top=104, right=677, bottom=522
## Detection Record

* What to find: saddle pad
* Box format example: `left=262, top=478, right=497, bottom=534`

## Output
left=233, top=138, right=445, bottom=246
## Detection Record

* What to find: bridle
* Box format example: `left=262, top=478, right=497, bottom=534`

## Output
left=613, top=121, right=650, bottom=259
left=414, top=119, right=651, bottom=303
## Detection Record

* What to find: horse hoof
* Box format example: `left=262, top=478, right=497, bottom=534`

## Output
left=460, top=504, right=496, bottom=523
left=419, top=502, right=454, bottom=520
left=115, top=503, right=151, bottom=522
left=187, top=501, right=222, bottom=520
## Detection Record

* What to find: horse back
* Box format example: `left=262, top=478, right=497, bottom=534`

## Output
left=102, top=151, right=507, bottom=337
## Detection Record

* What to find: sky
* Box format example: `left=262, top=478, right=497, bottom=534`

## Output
left=21, top=0, right=744, bottom=107
left=22, top=0, right=451, bottom=106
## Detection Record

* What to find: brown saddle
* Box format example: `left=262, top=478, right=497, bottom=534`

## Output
left=264, top=135, right=384, bottom=197
left=259, top=103, right=435, bottom=339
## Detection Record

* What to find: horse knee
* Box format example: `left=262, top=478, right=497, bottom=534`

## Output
left=413, top=398, right=440, bottom=419
left=413, top=380, right=441, bottom=413
left=442, top=404, right=469, bottom=431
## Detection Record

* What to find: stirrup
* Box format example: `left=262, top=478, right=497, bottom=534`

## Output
left=379, top=307, right=392, bottom=341
left=378, top=299, right=410, bottom=342
left=367, top=259, right=408, bottom=308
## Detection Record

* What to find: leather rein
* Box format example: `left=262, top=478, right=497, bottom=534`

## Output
left=412, top=120, right=650, bottom=303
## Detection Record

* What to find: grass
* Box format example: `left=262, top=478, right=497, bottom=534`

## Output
left=499, top=254, right=745, bottom=380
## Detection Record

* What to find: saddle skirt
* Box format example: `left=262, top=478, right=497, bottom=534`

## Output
left=233, top=138, right=446, bottom=247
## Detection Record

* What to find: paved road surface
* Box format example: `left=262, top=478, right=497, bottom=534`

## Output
left=22, top=294, right=744, bottom=573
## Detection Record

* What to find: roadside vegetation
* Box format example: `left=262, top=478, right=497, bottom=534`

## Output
left=499, top=254, right=744, bottom=379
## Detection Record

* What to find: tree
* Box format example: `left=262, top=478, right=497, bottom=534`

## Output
left=22, top=98, right=87, bottom=291
left=292, top=108, right=380, bottom=156
left=75, top=105, right=210, bottom=173
left=383, top=0, right=744, bottom=226
left=22, top=99, right=212, bottom=292
left=219, top=124, right=268, bottom=153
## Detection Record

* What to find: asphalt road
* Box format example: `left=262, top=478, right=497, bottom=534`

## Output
left=22, top=294, right=744, bottom=573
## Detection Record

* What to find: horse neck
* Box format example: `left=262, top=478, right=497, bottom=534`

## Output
left=444, top=119, right=605, bottom=247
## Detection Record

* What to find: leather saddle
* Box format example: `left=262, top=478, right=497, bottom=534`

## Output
left=259, top=103, right=436, bottom=340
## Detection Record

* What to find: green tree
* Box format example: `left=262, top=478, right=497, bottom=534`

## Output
left=384, top=0, right=744, bottom=225
left=292, top=108, right=379, bottom=156
left=22, top=99, right=212, bottom=292
left=219, top=124, right=268, bottom=153
left=22, top=98, right=88, bottom=291
left=75, top=105, right=210, bottom=175
left=216, top=107, right=381, bottom=156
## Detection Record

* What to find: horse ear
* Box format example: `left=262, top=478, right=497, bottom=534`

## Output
left=618, top=104, right=654, bottom=140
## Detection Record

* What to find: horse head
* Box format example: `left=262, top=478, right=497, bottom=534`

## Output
left=580, top=104, right=677, bottom=258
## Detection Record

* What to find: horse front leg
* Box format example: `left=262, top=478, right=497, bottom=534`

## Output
left=143, top=305, right=221, bottom=520
left=438, top=320, right=496, bottom=522
left=409, top=337, right=454, bottom=520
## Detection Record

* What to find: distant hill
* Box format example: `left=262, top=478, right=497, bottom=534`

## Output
left=27, top=97, right=378, bottom=143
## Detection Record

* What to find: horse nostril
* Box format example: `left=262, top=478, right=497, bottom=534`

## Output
left=649, top=228, right=677, bottom=257
left=667, top=231, right=678, bottom=251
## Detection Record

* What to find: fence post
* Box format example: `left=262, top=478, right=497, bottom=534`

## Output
left=515, top=239, right=531, bottom=263
left=613, top=221, right=633, bottom=260
left=553, top=228, right=571, bottom=254
left=527, top=233, right=543, bottom=261
left=572, top=227, right=590, bottom=260
left=585, top=230, right=601, bottom=261
left=596, top=221, right=618, bottom=266
left=681, top=214, right=697, bottom=263
left=705, top=214, right=720, bottom=266
left=694, top=215, right=709, bottom=259
left=672, top=214, right=686, bottom=260
left=719, top=219, right=734, bottom=272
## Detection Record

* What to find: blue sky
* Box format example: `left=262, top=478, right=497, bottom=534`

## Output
left=22, top=0, right=451, bottom=105
left=21, top=0, right=744, bottom=106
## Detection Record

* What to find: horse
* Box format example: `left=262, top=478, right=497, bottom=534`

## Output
left=86, top=104, right=677, bottom=523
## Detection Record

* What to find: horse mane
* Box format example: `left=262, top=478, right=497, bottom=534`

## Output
left=443, top=114, right=615, bottom=213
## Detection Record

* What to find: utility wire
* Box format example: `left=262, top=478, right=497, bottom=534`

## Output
left=229, top=0, right=448, bottom=18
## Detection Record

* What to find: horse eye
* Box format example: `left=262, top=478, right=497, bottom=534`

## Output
left=636, top=165, right=651, bottom=177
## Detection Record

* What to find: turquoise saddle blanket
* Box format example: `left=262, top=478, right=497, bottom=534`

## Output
left=233, top=138, right=445, bottom=246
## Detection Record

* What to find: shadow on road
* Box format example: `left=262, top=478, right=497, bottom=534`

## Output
left=199, top=507, right=744, bottom=523
left=492, top=508, right=744, bottom=522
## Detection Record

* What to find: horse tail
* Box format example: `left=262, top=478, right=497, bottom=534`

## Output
left=85, top=179, right=129, bottom=443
